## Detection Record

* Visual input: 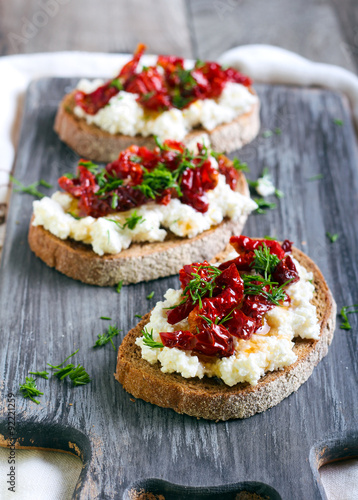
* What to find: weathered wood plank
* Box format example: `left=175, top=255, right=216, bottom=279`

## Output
left=0, top=79, right=357, bottom=499
left=187, top=0, right=357, bottom=72
left=0, top=0, right=193, bottom=57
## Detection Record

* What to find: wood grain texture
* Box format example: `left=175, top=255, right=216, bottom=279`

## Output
left=187, top=0, right=357, bottom=72
left=0, top=0, right=193, bottom=57
left=0, top=79, right=358, bottom=499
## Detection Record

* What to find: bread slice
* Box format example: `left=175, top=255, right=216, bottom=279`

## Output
left=28, top=173, right=251, bottom=286
left=115, top=246, right=336, bottom=420
left=54, top=91, right=260, bottom=163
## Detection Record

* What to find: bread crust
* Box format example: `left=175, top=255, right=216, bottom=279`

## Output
left=28, top=173, right=251, bottom=286
left=115, top=247, right=336, bottom=420
left=54, top=90, right=260, bottom=162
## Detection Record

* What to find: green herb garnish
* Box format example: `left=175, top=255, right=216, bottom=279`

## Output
left=110, top=78, right=123, bottom=90
left=183, top=264, right=222, bottom=309
left=39, top=179, right=53, bottom=188
left=10, top=175, right=46, bottom=199
left=333, top=119, right=343, bottom=126
left=48, top=349, right=91, bottom=387
left=68, top=212, right=81, bottom=220
left=135, top=314, right=143, bottom=319
left=275, top=127, right=282, bottom=135
left=326, top=232, right=339, bottom=243
left=242, top=275, right=292, bottom=306
left=137, top=163, right=180, bottom=199
left=142, top=328, right=164, bottom=348
left=232, top=157, right=249, bottom=172
left=19, top=377, right=43, bottom=404
left=308, top=174, right=324, bottom=181
left=100, top=316, right=112, bottom=320
left=250, top=244, right=280, bottom=280
left=93, top=325, right=121, bottom=350
left=262, top=130, right=273, bottom=138
left=275, top=188, right=284, bottom=199
left=254, top=197, right=276, bottom=214
left=48, top=349, right=79, bottom=369
left=146, top=291, right=155, bottom=300
left=116, top=280, right=123, bottom=294
left=29, top=371, right=49, bottom=379
left=340, top=305, right=358, bottom=330
left=108, top=210, right=145, bottom=231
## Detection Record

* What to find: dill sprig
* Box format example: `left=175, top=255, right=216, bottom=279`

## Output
left=340, top=305, right=358, bottom=330
left=10, top=175, right=51, bottom=199
left=29, top=370, right=49, bottom=379
left=326, top=232, right=339, bottom=243
left=93, top=325, right=121, bottom=350
left=19, top=376, right=43, bottom=404
left=108, top=210, right=145, bottom=231
left=242, top=275, right=292, bottom=306
left=48, top=349, right=91, bottom=386
left=183, top=264, right=222, bottom=309
left=137, top=163, right=181, bottom=199
left=253, top=197, right=276, bottom=214
left=142, top=328, right=164, bottom=349
left=232, top=157, right=249, bottom=172
left=250, top=244, right=280, bottom=280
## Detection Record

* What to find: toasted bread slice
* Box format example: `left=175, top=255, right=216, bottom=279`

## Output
left=115, top=247, right=336, bottom=420
left=54, top=91, right=260, bottom=163
left=28, top=173, right=251, bottom=286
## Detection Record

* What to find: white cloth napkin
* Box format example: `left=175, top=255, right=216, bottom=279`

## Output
left=1, top=46, right=357, bottom=499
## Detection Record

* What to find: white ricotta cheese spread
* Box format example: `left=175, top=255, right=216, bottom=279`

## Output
left=74, top=78, right=258, bottom=142
left=136, top=259, right=320, bottom=386
left=32, top=175, right=257, bottom=256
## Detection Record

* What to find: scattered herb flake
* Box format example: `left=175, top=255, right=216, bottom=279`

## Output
left=10, top=175, right=45, bottom=199
left=100, top=316, right=112, bottom=320
left=308, top=174, right=324, bottom=181
left=48, top=349, right=79, bottom=370
left=232, top=157, right=249, bottom=172
left=93, top=325, right=121, bottom=350
left=108, top=210, right=145, bottom=231
left=333, top=119, right=343, bottom=126
left=135, top=314, right=143, bottom=319
left=275, top=128, right=282, bottom=135
left=19, top=376, right=43, bottom=404
left=39, top=179, right=53, bottom=189
left=253, top=197, right=276, bottom=214
left=29, top=370, right=49, bottom=379
left=262, top=130, right=273, bottom=138
left=116, top=280, right=123, bottom=294
left=275, top=188, right=284, bottom=199
left=146, top=291, right=155, bottom=300
left=340, top=305, right=358, bottom=330
left=326, top=232, right=339, bottom=243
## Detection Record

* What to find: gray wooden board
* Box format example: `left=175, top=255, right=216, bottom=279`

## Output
left=0, top=79, right=358, bottom=500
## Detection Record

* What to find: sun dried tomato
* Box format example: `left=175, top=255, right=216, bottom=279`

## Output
left=180, top=160, right=218, bottom=213
left=216, top=154, right=240, bottom=190
left=230, top=236, right=286, bottom=260
left=76, top=44, right=252, bottom=114
left=272, top=255, right=299, bottom=286
left=160, top=323, right=234, bottom=358
left=224, top=309, right=257, bottom=340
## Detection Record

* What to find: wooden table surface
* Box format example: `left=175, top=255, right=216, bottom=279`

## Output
left=0, top=0, right=357, bottom=74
